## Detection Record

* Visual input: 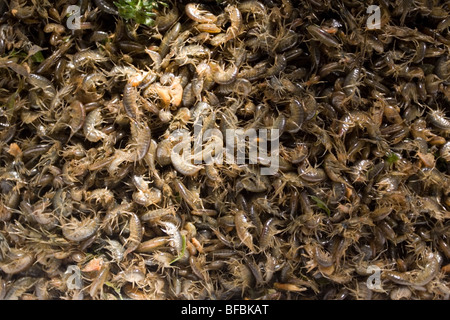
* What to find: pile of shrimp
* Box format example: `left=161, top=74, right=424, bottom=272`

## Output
left=0, top=0, right=450, bottom=300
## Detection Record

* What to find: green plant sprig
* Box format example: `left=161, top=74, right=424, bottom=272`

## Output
left=114, top=0, right=168, bottom=26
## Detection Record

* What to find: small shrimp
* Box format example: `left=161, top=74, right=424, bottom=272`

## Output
left=140, top=207, right=176, bottom=223
left=266, top=54, right=287, bottom=77
left=234, top=209, right=256, bottom=253
left=185, top=3, right=217, bottom=24
left=61, top=216, right=99, bottom=242
left=216, top=78, right=252, bottom=96
left=238, top=61, right=268, bottom=81
left=197, top=23, right=222, bottom=34
left=83, top=109, right=108, bottom=143
left=0, top=252, right=35, bottom=275
left=384, top=250, right=440, bottom=287
left=259, top=218, right=283, bottom=251
left=27, top=73, right=56, bottom=98
left=427, top=108, right=450, bottom=131
left=129, top=120, right=152, bottom=162
left=124, top=212, right=144, bottom=256
left=123, top=82, right=140, bottom=121
left=343, top=67, right=363, bottom=98
left=159, top=221, right=183, bottom=257
left=3, top=277, right=37, bottom=300
left=285, top=98, right=304, bottom=133
left=238, top=1, right=266, bottom=16
left=72, top=50, right=107, bottom=68
left=137, top=237, right=170, bottom=253
left=225, top=5, right=243, bottom=41
left=159, top=22, right=181, bottom=59
left=89, top=263, right=110, bottom=299
left=209, top=61, right=238, bottom=85
left=67, top=100, right=85, bottom=138
left=307, top=25, right=341, bottom=48
left=35, top=40, right=72, bottom=74
left=170, top=136, right=203, bottom=176
left=172, top=178, right=203, bottom=210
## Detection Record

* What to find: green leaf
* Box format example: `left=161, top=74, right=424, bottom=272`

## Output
left=31, top=51, right=45, bottom=63
left=114, top=0, right=167, bottom=26
left=310, top=196, right=331, bottom=216
left=386, top=152, right=400, bottom=165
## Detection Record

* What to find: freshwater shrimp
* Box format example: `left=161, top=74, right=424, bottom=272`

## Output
left=209, top=61, right=238, bottom=85
left=83, top=109, right=108, bottom=143
left=307, top=25, right=341, bottom=48
left=67, top=100, right=85, bottom=139
left=129, top=121, right=151, bottom=162
left=185, top=3, right=217, bottom=24
left=123, top=82, right=140, bottom=121
left=259, top=218, right=283, bottom=251
left=131, top=175, right=162, bottom=206
left=427, top=108, right=450, bottom=131
left=137, top=237, right=170, bottom=253
left=225, top=5, right=243, bottom=41
left=72, top=50, right=107, bottom=68
left=170, top=135, right=203, bottom=176
left=61, top=216, right=99, bottom=242
left=285, top=98, right=304, bottom=133
left=140, top=207, right=176, bottom=223
left=234, top=209, right=256, bottom=253
left=384, top=250, right=440, bottom=287
left=123, top=212, right=144, bottom=257
left=0, top=252, right=35, bottom=274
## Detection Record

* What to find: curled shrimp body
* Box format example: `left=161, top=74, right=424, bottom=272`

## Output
left=61, top=216, right=99, bottom=242
left=83, top=109, right=108, bottom=143
left=225, top=5, right=243, bottom=41
left=185, top=3, right=218, bottom=24
left=210, top=61, right=238, bottom=85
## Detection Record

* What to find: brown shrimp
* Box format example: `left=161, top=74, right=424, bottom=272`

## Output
left=83, top=109, right=108, bottom=143
left=427, top=108, right=450, bottom=131
left=234, top=209, right=256, bottom=253
left=124, top=212, right=144, bottom=256
left=285, top=98, right=304, bottom=133
left=72, top=50, right=107, bottom=68
left=159, top=22, right=181, bottom=59
left=129, top=120, right=152, bottom=162
left=259, top=218, right=283, bottom=251
left=140, top=207, right=176, bottom=223
left=68, top=100, right=85, bottom=138
left=89, top=263, right=110, bottom=299
left=185, top=3, right=217, bottom=24
left=137, top=237, right=170, bottom=253
left=0, top=252, right=35, bottom=275
left=209, top=61, right=238, bottom=85
left=61, top=216, right=99, bottom=242
left=170, top=137, right=203, bottom=176
left=225, top=5, right=243, bottom=41
left=307, top=25, right=341, bottom=48
left=197, top=24, right=222, bottom=34
left=123, top=82, right=140, bottom=121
